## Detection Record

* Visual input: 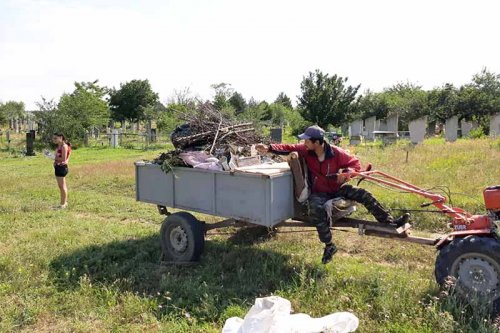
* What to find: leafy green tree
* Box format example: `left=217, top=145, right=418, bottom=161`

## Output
left=297, top=70, right=360, bottom=128
left=274, top=92, right=293, bottom=109
left=427, top=83, right=458, bottom=122
left=157, top=103, right=194, bottom=135
left=355, top=90, right=390, bottom=120
left=237, top=100, right=268, bottom=123
left=35, top=98, right=58, bottom=141
left=57, top=80, right=109, bottom=143
left=0, top=101, right=25, bottom=126
left=211, top=83, right=234, bottom=111
left=109, top=79, right=159, bottom=122
left=228, top=91, right=247, bottom=114
left=383, top=82, right=429, bottom=127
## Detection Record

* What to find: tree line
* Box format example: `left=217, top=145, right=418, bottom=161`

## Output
left=1, top=68, right=499, bottom=144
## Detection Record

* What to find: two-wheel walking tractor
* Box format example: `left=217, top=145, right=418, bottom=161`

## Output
left=135, top=161, right=500, bottom=310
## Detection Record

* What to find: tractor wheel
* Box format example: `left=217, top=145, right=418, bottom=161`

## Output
left=435, top=236, right=500, bottom=310
left=160, top=212, right=205, bottom=262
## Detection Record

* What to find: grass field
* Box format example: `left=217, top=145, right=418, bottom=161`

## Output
left=0, top=137, right=499, bottom=332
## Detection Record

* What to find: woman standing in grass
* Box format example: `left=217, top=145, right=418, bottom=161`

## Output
left=52, top=133, right=71, bottom=209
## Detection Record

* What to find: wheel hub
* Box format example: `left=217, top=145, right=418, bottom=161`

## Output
left=170, top=226, right=188, bottom=253
left=456, top=256, right=499, bottom=296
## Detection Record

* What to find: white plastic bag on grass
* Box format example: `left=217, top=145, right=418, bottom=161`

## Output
left=222, top=296, right=358, bottom=333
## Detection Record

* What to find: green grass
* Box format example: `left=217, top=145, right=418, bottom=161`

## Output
left=0, top=139, right=499, bottom=332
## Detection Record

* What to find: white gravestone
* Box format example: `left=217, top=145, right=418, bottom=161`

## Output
left=349, top=119, right=363, bottom=145
left=460, top=120, right=477, bottom=137
left=409, top=117, right=427, bottom=144
left=386, top=115, right=399, bottom=132
left=364, top=116, right=377, bottom=140
left=111, top=129, right=119, bottom=148
left=445, top=116, right=459, bottom=142
left=490, top=113, right=500, bottom=137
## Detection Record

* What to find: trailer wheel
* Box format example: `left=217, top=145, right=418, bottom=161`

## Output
left=435, top=236, right=500, bottom=309
left=160, top=212, right=205, bottom=262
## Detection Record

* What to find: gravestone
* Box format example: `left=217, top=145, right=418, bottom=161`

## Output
left=377, top=119, right=387, bottom=131
left=151, top=128, right=157, bottom=142
left=364, top=116, right=377, bottom=140
left=445, top=116, right=459, bottom=142
left=270, top=128, right=283, bottom=143
left=427, top=121, right=436, bottom=136
left=386, top=115, right=399, bottom=132
left=460, top=121, right=477, bottom=137
left=349, top=119, right=363, bottom=145
left=26, top=130, right=36, bottom=156
left=111, top=129, right=119, bottom=148
left=490, top=113, right=500, bottom=137
left=409, top=117, right=427, bottom=144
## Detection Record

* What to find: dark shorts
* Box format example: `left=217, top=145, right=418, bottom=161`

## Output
left=54, top=165, right=69, bottom=177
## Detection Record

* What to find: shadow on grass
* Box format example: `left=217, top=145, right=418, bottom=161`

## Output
left=49, top=234, right=325, bottom=321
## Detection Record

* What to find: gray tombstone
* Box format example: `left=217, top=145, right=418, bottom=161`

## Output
left=377, top=119, right=386, bottom=131
left=490, top=113, right=500, bottom=137
left=445, top=116, right=459, bottom=142
left=364, top=116, right=377, bottom=140
left=270, top=128, right=283, bottom=143
left=409, top=116, right=427, bottom=144
left=427, top=121, right=436, bottom=136
left=460, top=120, right=477, bottom=137
left=386, top=115, right=399, bottom=132
left=349, top=119, right=363, bottom=145
left=26, top=130, right=36, bottom=156
left=151, top=128, right=157, bottom=142
left=111, top=129, right=119, bottom=148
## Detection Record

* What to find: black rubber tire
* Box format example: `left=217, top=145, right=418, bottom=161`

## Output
left=435, top=236, right=500, bottom=309
left=160, top=212, right=205, bottom=262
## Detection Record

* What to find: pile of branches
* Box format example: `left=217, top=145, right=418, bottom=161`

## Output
left=170, top=102, right=263, bottom=153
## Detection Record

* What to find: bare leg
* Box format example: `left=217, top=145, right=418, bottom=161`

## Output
left=56, top=177, right=68, bottom=206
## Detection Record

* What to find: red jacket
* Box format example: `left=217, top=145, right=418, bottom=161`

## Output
left=270, top=142, right=361, bottom=194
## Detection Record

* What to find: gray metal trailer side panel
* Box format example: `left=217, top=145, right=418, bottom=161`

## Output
left=135, top=163, right=294, bottom=227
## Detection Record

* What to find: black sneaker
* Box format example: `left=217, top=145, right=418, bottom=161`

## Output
left=321, top=243, right=338, bottom=264
left=392, top=213, right=410, bottom=227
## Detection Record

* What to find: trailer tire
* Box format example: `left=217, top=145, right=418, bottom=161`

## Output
left=435, top=236, right=500, bottom=311
left=160, top=212, right=205, bottom=262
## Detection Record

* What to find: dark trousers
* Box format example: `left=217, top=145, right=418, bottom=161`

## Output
left=309, top=184, right=392, bottom=244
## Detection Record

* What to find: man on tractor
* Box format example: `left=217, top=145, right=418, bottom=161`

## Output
left=256, top=125, right=410, bottom=264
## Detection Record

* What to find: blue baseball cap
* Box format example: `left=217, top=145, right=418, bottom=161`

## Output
left=298, top=125, right=325, bottom=140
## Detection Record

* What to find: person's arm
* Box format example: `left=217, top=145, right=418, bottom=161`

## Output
left=335, top=147, right=361, bottom=183
left=255, top=143, right=308, bottom=156
left=336, top=147, right=361, bottom=172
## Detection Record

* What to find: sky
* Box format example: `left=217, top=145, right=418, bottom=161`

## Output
left=1, top=0, right=499, bottom=109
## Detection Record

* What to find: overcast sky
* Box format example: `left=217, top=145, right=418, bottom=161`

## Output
left=1, top=0, right=499, bottom=109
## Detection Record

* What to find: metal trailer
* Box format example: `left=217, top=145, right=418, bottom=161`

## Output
left=135, top=162, right=432, bottom=263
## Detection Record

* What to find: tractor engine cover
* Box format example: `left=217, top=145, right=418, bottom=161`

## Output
left=484, top=185, right=500, bottom=212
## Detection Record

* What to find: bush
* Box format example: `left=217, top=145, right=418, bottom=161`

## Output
left=467, top=126, right=486, bottom=139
